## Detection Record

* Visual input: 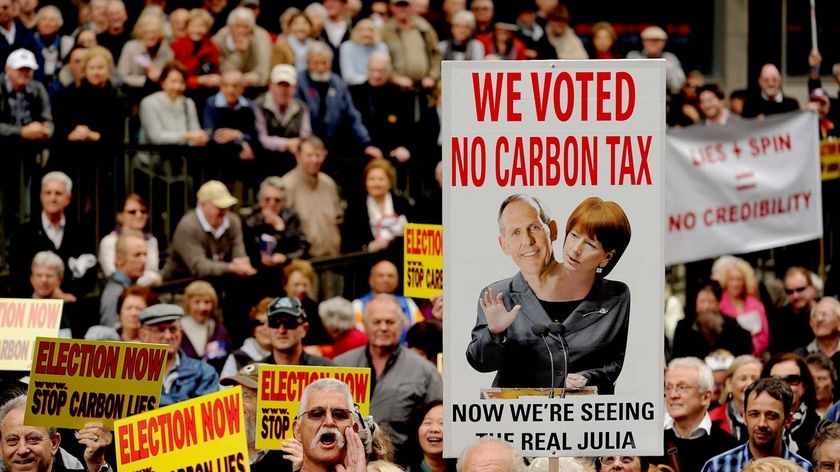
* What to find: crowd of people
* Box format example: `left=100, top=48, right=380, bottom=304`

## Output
left=1, top=0, right=840, bottom=471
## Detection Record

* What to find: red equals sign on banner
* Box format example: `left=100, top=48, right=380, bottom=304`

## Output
left=735, top=171, right=756, bottom=191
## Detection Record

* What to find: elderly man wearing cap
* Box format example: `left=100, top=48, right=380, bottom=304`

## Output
left=626, top=25, right=685, bottom=95
left=254, top=64, right=312, bottom=175
left=262, top=296, right=334, bottom=367
left=137, top=303, right=219, bottom=407
left=1, top=48, right=53, bottom=233
left=163, top=180, right=257, bottom=280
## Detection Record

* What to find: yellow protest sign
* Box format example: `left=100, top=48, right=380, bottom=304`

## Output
left=821, top=139, right=840, bottom=181
left=116, top=387, right=248, bottom=472
left=255, top=365, right=371, bottom=450
left=403, top=224, right=443, bottom=298
left=0, top=298, right=63, bottom=371
left=25, top=337, right=167, bottom=429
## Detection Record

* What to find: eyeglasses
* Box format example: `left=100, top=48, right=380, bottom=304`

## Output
left=664, top=384, right=698, bottom=395
left=818, top=462, right=840, bottom=472
left=296, top=408, right=353, bottom=422
left=125, top=209, right=149, bottom=215
left=784, top=286, right=809, bottom=295
left=600, top=457, right=637, bottom=466
left=268, top=317, right=302, bottom=329
left=773, top=374, right=803, bottom=386
left=251, top=317, right=268, bottom=328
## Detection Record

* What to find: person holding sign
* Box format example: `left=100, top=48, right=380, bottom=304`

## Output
left=293, top=378, right=367, bottom=472
left=467, top=195, right=631, bottom=394
left=0, top=395, right=114, bottom=472
left=136, top=303, right=219, bottom=406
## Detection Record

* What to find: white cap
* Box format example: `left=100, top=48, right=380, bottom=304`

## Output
left=6, top=49, right=38, bottom=70
left=270, top=64, right=297, bottom=86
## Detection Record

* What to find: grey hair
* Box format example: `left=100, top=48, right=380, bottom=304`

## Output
left=258, top=176, right=285, bottom=198
left=497, top=194, right=551, bottom=235
left=362, top=293, right=407, bottom=327
left=303, top=2, right=327, bottom=22
left=456, top=436, right=525, bottom=472
left=813, top=296, right=840, bottom=320
left=226, top=7, right=255, bottom=28
left=308, top=41, right=334, bottom=63
left=0, top=395, right=58, bottom=438
left=31, top=250, right=64, bottom=275
left=319, top=297, right=355, bottom=332
left=298, top=378, right=354, bottom=414
left=451, top=10, right=475, bottom=30
left=368, top=461, right=405, bottom=472
left=36, top=5, right=64, bottom=28
left=41, top=171, right=72, bottom=193
left=368, top=51, right=392, bottom=70
left=667, top=357, right=714, bottom=393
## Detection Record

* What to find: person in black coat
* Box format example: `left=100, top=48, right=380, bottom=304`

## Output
left=341, top=159, right=413, bottom=266
left=671, top=279, right=753, bottom=361
left=741, top=63, right=800, bottom=119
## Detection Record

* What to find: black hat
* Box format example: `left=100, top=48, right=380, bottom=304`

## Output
left=268, top=297, right=306, bottom=319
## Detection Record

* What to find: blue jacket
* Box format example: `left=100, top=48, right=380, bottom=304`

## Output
left=295, top=71, right=371, bottom=151
left=159, top=352, right=220, bottom=407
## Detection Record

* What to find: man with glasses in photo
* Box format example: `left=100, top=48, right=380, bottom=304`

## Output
left=293, top=378, right=366, bottom=472
left=763, top=354, right=823, bottom=462
left=701, top=377, right=812, bottom=472
left=657, top=357, right=738, bottom=472
left=810, top=423, right=840, bottom=472
left=137, top=303, right=219, bottom=407
left=262, top=296, right=334, bottom=367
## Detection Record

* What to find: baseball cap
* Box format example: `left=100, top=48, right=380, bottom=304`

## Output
left=268, top=297, right=306, bottom=319
left=270, top=64, right=297, bottom=86
left=6, top=49, right=38, bottom=70
left=390, top=0, right=410, bottom=5
left=197, top=181, right=238, bottom=209
left=139, top=304, right=184, bottom=326
left=640, top=26, right=668, bottom=41
left=220, top=362, right=266, bottom=389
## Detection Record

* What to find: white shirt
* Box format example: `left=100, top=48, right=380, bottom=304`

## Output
left=664, top=412, right=712, bottom=439
left=42, top=211, right=66, bottom=249
left=196, top=206, right=230, bottom=240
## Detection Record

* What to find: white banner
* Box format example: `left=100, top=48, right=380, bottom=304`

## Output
left=665, top=111, right=823, bottom=265
left=443, top=60, right=665, bottom=458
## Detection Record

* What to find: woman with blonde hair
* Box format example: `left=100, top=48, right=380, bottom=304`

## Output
left=712, top=256, right=769, bottom=356
left=708, top=354, right=762, bottom=440
left=117, top=10, right=173, bottom=91
left=180, top=280, right=232, bottom=373
left=339, top=18, right=388, bottom=85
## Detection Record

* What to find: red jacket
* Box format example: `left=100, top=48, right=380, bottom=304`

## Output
left=171, top=36, right=220, bottom=89
left=709, top=404, right=732, bottom=434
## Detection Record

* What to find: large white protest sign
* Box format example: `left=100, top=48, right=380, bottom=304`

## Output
left=665, top=111, right=822, bottom=265
left=443, top=60, right=665, bottom=458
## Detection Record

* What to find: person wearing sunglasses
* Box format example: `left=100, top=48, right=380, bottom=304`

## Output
left=701, top=378, right=811, bottom=472
left=220, top=297, right=274, bottom=379
left=769, top=267, right=819, bottom=355
left=262, top=296, right=334, bottom=367
left=293, top=378, right=366, bottom=472
left=98, top=194, right=161, bottom=287
left=762, top=353, right=821, bottom=462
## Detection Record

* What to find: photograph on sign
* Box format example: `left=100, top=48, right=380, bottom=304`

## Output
left=443, top=60, right=665, bottom=457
